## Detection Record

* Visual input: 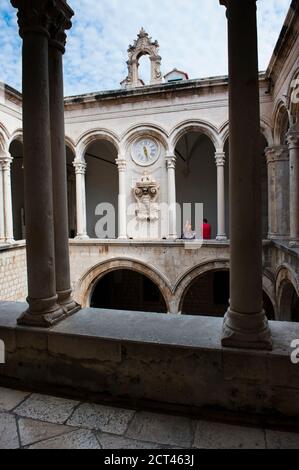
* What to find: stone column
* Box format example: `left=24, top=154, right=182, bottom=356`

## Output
left=265, top=146, right=289, bottom=239
left=48, top=3, right=79, bottom=315
left=2, top=157, right=14, bottom=243
left=287, top=128, right=299, bottom=246
left=116, top=158, right=127, bottom=239
left=220, top=0, right=272, bottom=350
left=0, top=160, right=5, bottom=242
left=11, top=0, right=65, bottom=327
left=166, top=154, right=177, bottom=239
left=74, top=161, right=88, bottom=239
left=215, top=151, right=227, bottom=241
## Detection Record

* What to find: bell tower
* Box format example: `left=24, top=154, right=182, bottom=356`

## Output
left=121, top=28, right=163, bottom=88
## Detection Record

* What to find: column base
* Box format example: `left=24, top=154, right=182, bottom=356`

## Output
left=289, top=239, right=299, bottom=248
left=75, top=234, right=89, bottom=240
left=216, top=235, right=228, bottom=241
left=221, top=309, right=272, bottom=351
left=5, top=238, right=15, bottom=245
left=57, top=289, right=81, bottom=317
left=118, top=236, right=128, bottom=240
left=17, top=296, right=67, bottom=328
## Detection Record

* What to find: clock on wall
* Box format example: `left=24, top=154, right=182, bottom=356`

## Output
left=132, top=137, right=160, bottom=166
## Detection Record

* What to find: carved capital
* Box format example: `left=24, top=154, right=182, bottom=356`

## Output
left=166, top=155, right=176, bottom=170
left=287, top=132, right=299, bottom=150
left=73, top=161, right=86, bottom=175
left=215, top=152, right=226, bottom=167
left=0, top=157, right=13, bottom=172
left=11, top=0, right=73, bottom=47
left=116, top=158, right=127, bottom=172
left=265, top=146, right=289, bottom=165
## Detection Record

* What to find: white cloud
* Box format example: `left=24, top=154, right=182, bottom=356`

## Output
left=0, top=0, right=292, bottom=96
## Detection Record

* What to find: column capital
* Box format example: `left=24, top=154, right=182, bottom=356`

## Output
left=49, top=1, right=74, bottom=53
left=287, top=131, right=299, bottom=150
left=215, top=151, right=226, bottom=167
left=73, top=161, right=87, bottom=175
left=166, top=154, right=176, bottom=170
left=116, top=158, right=127, bottom=172
left=265, top=146, right=289, bottom=165
left=11, top=0, right=73, bottom=45
left=0, top=156, right=13, bottom=171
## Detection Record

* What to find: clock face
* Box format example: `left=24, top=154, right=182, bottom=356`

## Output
left=132, top=138, right=160, bottom=166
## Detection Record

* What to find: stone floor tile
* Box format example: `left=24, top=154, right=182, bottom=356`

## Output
left=29, top=429, right=101, bottom=449
left=18, top=417, right=75, bottom=447
left=0, top=387, right=30, bottom=411
left=97, top=432, right=167, bottom=449
left=0, top=412, right=19, bottom=449
left=265, top=430, right=299, bottom=449
left=194, top=421, right=266, bottom=449
left=14, top=393, right=79, bottom=424
left=67, top=402, right=135, bottom=435
left=126, top=411, right=194, bottom=448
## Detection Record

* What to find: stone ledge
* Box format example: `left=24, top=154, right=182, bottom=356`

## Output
left=1, top=302, right=299, bottom=419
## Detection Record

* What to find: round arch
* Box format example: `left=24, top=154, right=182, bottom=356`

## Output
left=76, top=128, right=120, bottom=161
left=170, top=120, right=220, bottom=151
left=287, top=67, right=299, bottom=124
left=273, top=100, right=290, bottom=145
left=276, top=264, right=299, bottom=321
left=219, top=120, right=273, bottom=150
left=121, top=123, right=169, bottom=154
left=74, top=257, right=172, bottom=311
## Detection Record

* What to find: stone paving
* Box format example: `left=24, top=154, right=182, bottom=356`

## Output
left=0, top=386, right=298, bottom=449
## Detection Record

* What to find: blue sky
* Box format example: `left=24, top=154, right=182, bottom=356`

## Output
left=0, top=0, right=291, bottom=96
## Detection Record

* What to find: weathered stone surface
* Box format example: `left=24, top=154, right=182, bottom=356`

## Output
left=0, top=412, right=19, bottom=449
left=265, top=430, right=299, bottom=449
left=0, top=386, right=30, bottom=411
left=29, top=429, right=101, bottom=449
left=67, top=403, right=135, bottom=435
left=126, top=411, right=194, bottom=447
left=193, top=421, right=266, bottom=449
left=97, top=432, right=165, bottom=449
left=14, top=393, right=79, bottom=424
left=19, top=418, right=75, bottom=447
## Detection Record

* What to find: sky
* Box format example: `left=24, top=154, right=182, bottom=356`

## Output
left=0, top=0, right=292, bottom=97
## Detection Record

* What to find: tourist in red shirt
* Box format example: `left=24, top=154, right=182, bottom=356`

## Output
left=202, top=218, right=211, bottom=240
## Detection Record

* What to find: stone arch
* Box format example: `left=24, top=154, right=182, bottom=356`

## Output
left=122, top=29, right=162, bottom=88
left=273, top=100, right=290, bottom=145
left=219, top=119, right=273, bottom=149
left=170, top=120, right=220, bottom=151
left=276, top=264, right=299, bottom=321
left=121, top=124, right=169, bottom=155
left=175, top=260, right=230, bottom=313
left=74, top=257, right=173, bottom=312
left=65, top=136, right=76, bottom=156
left=0, top=123, right=10, bottom=155
left=287, top=67, right=299, bottom=124
left=76, top=128, right=120, bottom=161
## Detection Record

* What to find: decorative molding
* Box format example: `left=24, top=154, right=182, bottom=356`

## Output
left=73, top=161, right=87, bottom=175
left=133, top=172, right=160, bottom=222
left=265, top=146, right=289, bottom=164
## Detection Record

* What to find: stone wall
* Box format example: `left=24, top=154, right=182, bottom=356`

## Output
left=0, top=243, right=27, bottom=302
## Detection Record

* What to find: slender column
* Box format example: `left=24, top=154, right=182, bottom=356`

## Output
left=11, top=0, right=65, bottom=327
left=49, top=3, right=79, bottom=314
left=74, top=161, right=88, bottom=239
left=2, top=156, right=14, bottom=243
left=0, top=160, right=5, bottom=242
left=215, top=151, right=227, bottom=241
left=116, top=158, right=127, bottom=239
left=220, top=0, right=272, bottom=350
left=166, top=154, right=177, bottom=239
left=287, top=127, right=299, bottom=246
left=265, top=146, right=289, bottom=239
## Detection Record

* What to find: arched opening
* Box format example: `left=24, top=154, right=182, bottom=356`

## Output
left=10, top=140, right=25, bottom=241
left=138, top=54, right=151, bottom=86
left=280, top=281, right=299, bottom=322
left=175, top=131, right=218, bottom=239
left=66, top=145, right=76, bottom=239
left=90, top=269, right=167, bottom=313
left=84, top=139, right=118, bottom=238
left=181, top=269, right=275, bottom=319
